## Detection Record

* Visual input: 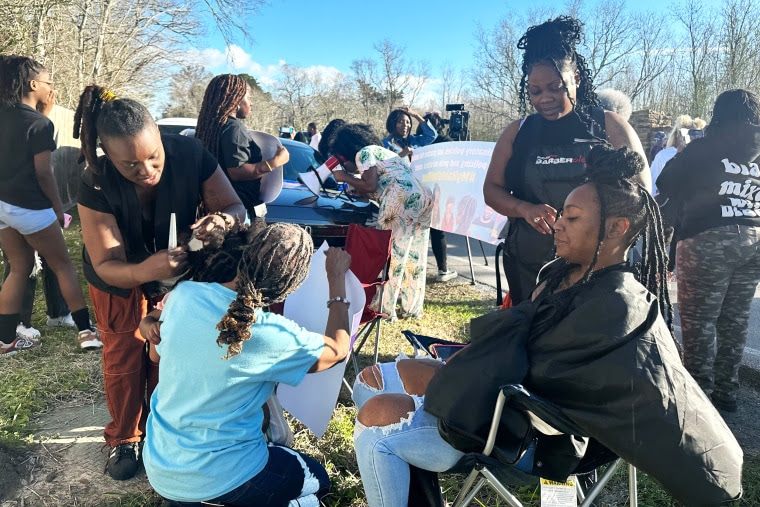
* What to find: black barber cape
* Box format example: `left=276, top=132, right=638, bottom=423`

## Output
left=425, top=262, right=743, bottom=506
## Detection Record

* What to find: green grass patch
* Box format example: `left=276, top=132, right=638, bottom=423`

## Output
left=2, top=211, right=759, bottom=505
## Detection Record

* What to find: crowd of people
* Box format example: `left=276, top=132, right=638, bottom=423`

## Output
left=0, top=12, right=757, bottom=507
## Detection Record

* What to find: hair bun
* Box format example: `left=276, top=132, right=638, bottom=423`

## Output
left=585, top=145, right=643, bottom=183
left=518, top=15, right=583, bottom=50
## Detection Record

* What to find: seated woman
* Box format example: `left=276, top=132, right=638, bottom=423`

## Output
left=351, top=145, right=742, bottom=507
left=330, top=123, right=433, bottom=320
left=141, top=223, right=352, bottom=506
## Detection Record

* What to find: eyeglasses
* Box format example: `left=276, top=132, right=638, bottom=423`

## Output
left=32, top=79, right=55, bottom=87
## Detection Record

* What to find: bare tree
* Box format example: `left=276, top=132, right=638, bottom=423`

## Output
left=162, top=64, right=213, bottom=118
left=674, top=0, right=720, bottom=118
left=719, top=0, right=760, bottom=92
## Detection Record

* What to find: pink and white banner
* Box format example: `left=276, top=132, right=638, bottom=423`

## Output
left=411, top=141, right=507, bottom=245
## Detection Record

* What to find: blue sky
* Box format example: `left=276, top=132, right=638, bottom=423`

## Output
left=180, top=0, right=725, bottom=100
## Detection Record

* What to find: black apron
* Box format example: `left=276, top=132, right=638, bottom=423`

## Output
left=503, top=110, right=606, bottom=303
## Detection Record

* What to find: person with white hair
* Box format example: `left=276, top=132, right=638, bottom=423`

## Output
left=650, top=114, right=692, bottom=195
left=596, top=88, right=632, bottom=121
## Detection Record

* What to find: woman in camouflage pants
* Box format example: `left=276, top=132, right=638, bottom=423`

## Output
left=657, top=89, right=760, bottom=412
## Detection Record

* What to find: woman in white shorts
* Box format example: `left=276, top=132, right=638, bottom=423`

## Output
left=0, top=55, right=101, bottom=356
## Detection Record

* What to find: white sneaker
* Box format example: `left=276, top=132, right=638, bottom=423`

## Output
left=436, top=269, right=458, bottom=282
left=77, top=329, right=103, bottom=350
left=46, top=313, right=77, bottom=329
left=16, top=324, right=41, bottom=340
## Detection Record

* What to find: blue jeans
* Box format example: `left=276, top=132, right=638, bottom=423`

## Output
left=352, top=360, right=465, bottom=507
left=165, top=445, right=329, bottom=507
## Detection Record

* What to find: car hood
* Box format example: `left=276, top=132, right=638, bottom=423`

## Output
left=267, top=183, right=378, bottom=227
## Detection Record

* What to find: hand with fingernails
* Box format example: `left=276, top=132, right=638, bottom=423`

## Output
left=519, top=202, right=557, bottom=234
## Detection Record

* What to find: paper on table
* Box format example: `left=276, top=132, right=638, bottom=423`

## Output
left=277, top=241, right=366, bottom=438
left=247, top=130, right=284, bottom=203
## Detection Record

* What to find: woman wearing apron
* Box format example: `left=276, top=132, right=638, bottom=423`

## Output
left=483, top=16, right=650, bottom=304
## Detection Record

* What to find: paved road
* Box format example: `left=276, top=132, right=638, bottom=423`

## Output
left=427, top=232, right=760, bottom=372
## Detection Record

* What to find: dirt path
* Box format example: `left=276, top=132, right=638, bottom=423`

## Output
left=1, top=400, right=153, bottom=506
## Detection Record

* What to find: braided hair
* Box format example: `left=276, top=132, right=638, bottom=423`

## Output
left=196, top=74, right=249, bottom=160
left=516, top=16, right=602, bottom=135
left=216, top=223, right=314, bottom=359
left=0, top=55, right=47, bottom=110
left=578, top=145, right=673, bottom=329
left=73, top=85, right=153, bottom=172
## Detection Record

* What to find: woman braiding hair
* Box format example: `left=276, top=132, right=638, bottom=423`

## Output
left=73, top=82, right=245, bottom=480
left=216, top=223, right=314, bottom=358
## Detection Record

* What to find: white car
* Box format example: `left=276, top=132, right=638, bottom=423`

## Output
left=156, top=117, right=197, bottom=136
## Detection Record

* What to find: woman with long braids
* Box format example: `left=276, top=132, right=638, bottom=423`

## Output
left=0, top=55, right=100, bottom=356
left=140, top=223, right=351, bottom=506
left=196, top=74, right=289, bottom=222
left=483, top=16, right=650, bottom=304
left=657, top=89, right=760, bottom=413
left=74, top=84, right=245, bottom=480
left=350, top=145, right=741, bottom=507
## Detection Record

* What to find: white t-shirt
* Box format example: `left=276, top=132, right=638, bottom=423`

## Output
left=650, top=146, right=678, bottom=195
left=309, top=132, right=321, bottom=150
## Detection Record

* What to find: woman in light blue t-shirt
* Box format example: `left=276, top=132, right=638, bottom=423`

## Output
left=140, top=223, right=352, bottom=506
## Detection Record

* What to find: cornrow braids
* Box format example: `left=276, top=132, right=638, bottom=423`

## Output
left=74, top=85, right=153, bottom=173
left=0, top=55, right=47, bottom=110
left=216, top=223, right=314, bottom=359
left=516, top=16, right=603, bottom=139
left=196, top=74, right=249, bottom=160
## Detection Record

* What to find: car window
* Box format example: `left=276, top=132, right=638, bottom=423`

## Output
left=281, top=141, right=326, bottom=181
left=157, top=124, right=194, bottom=136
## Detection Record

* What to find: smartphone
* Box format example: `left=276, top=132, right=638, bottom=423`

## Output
left=429, top=343, right=467, bottom=361
left=63, top=213, right=72, bottom=228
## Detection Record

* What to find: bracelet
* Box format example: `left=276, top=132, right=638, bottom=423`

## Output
left=212, top=211, right=234, bottom=229
left=326, top=296, right=350, bottom=308
left=264, top=159, right=273, bottom=172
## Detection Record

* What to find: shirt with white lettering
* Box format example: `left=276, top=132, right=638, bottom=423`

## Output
left=657, top=135, right=760, bottom=240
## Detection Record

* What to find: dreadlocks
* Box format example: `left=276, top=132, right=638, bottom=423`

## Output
left=216, top=223, right=313, bottom=359
left=0, top=55, right=47, bottom=110
left=196, top=74, right=249, bottom=160
left=516, top=15, right=601, bottom=135
left=581, top=145, right=674, bottom=329
left=73, top=85, right=152, bottom=172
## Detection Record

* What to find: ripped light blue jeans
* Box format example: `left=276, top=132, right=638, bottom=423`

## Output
left=352, top=358, right=465, bottom=507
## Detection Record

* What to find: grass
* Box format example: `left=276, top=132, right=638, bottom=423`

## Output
left=1, top=210, right=758, bottom=506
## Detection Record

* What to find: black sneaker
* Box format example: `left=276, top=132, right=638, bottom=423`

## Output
left=105, top=442, right=140, bottom=480
left=711, top=392, right=738, bottom=413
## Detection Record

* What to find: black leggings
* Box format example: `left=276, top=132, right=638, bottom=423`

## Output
left=429, top=228, right=447, bottom=271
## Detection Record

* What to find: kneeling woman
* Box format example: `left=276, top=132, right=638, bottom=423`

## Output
left=352, top=146, right=742, bottom=507
left=142, top=223, right=352, bottom=506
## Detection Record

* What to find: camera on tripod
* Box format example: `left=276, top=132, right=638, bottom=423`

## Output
left=445, top=103, right=470, bottom=141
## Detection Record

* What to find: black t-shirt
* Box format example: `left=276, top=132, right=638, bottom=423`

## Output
left=657, top=134, right=760, bottom=239
left=78, top=134, right=217, bottom=297
left=218, top=116, right=263, bottom=210
left=0, top=103, right=57, bottom=209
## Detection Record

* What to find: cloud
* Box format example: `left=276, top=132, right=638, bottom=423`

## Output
left=183, top=45, right=347, bottom=89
